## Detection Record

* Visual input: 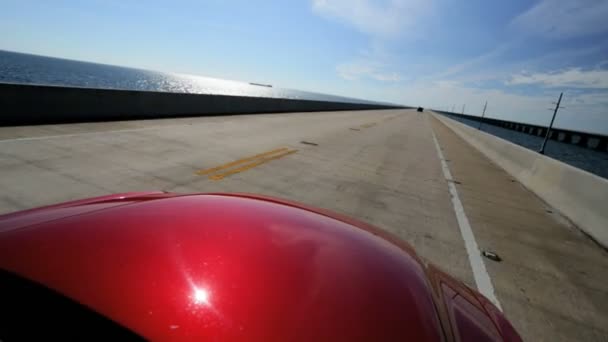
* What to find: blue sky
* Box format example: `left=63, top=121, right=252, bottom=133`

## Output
left=1, top=0, right=607, bottom=133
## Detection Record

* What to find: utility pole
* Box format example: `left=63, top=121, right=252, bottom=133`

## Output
left=539, top=92, right=564, bottom=154
left=461, top=104, right=465, bottom=114
left=478, top=101, right=487, bottom=130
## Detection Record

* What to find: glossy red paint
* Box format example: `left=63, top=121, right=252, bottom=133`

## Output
left=0, top=193, right=522, bottom=341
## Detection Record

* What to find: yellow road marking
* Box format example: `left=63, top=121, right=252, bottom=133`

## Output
left=209, top=149, right=298, bottom=181
left=196, top=147, right=288, bottom=175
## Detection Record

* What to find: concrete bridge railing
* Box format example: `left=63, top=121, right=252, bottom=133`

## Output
left=0, top=83, right=404, bottom=125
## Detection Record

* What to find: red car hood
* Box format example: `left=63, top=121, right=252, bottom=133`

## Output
left=0, top=192, right=168, bottom=233
left=0, top=192, right=520, bottom=341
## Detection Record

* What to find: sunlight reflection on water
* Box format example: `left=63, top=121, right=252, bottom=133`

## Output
left=0, top=50, right=380, bottom=105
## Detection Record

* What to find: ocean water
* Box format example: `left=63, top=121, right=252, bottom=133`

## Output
left=0, top=50, right=377, bottom=104
left=442, top=113, right=608, bottom=179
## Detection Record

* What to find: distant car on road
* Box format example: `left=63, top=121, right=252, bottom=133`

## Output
left=417, top=107, right=424, bottom=112
left=0, top=192, right=522, bottom=341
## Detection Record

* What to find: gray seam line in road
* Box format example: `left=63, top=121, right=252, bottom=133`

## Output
left=0, top=125, right=181, bottom=143
left=0, top=117, right=380, bottom=143
left=430, top=125, right=503, bottom=311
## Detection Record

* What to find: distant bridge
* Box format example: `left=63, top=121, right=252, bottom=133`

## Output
left=435, top=110, right=608, bottom=152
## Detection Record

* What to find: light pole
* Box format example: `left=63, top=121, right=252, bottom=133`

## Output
left=539, top=92, right=564, bottom=155
left=478, top=101, right=487, bottom=130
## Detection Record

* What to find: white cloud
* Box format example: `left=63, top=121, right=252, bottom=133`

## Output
left=336, top=60, right=401, bottom=82
left=397, top=82, right=553, bottom=122
left=511, top=0, right=608, bottom=39
left=311, top=0, right=432, bottom=38
left=387, top=80, right=608, bottom=134
left=312, top=1, right=431, bottom=83
left=431, top=43, right=513, bottom=79
left=433, top=80, right=461, bottom=88
left=507, top=68, right=608, bottom=88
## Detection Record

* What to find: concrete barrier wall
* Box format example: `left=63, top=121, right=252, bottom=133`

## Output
left=433, top=112, right=608, bottom=248
left=0, top=83, right=403, bottom=125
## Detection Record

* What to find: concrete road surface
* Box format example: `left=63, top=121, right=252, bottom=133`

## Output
left=0, top=109, right=606, bottom=341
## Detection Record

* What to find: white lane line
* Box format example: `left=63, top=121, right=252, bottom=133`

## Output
left=430, top=126, right=502, bottom=311
left=0, top=126, right=175, bottom=143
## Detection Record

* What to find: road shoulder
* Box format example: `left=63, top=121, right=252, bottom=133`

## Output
left=431, top=114, right=608, bottom=342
